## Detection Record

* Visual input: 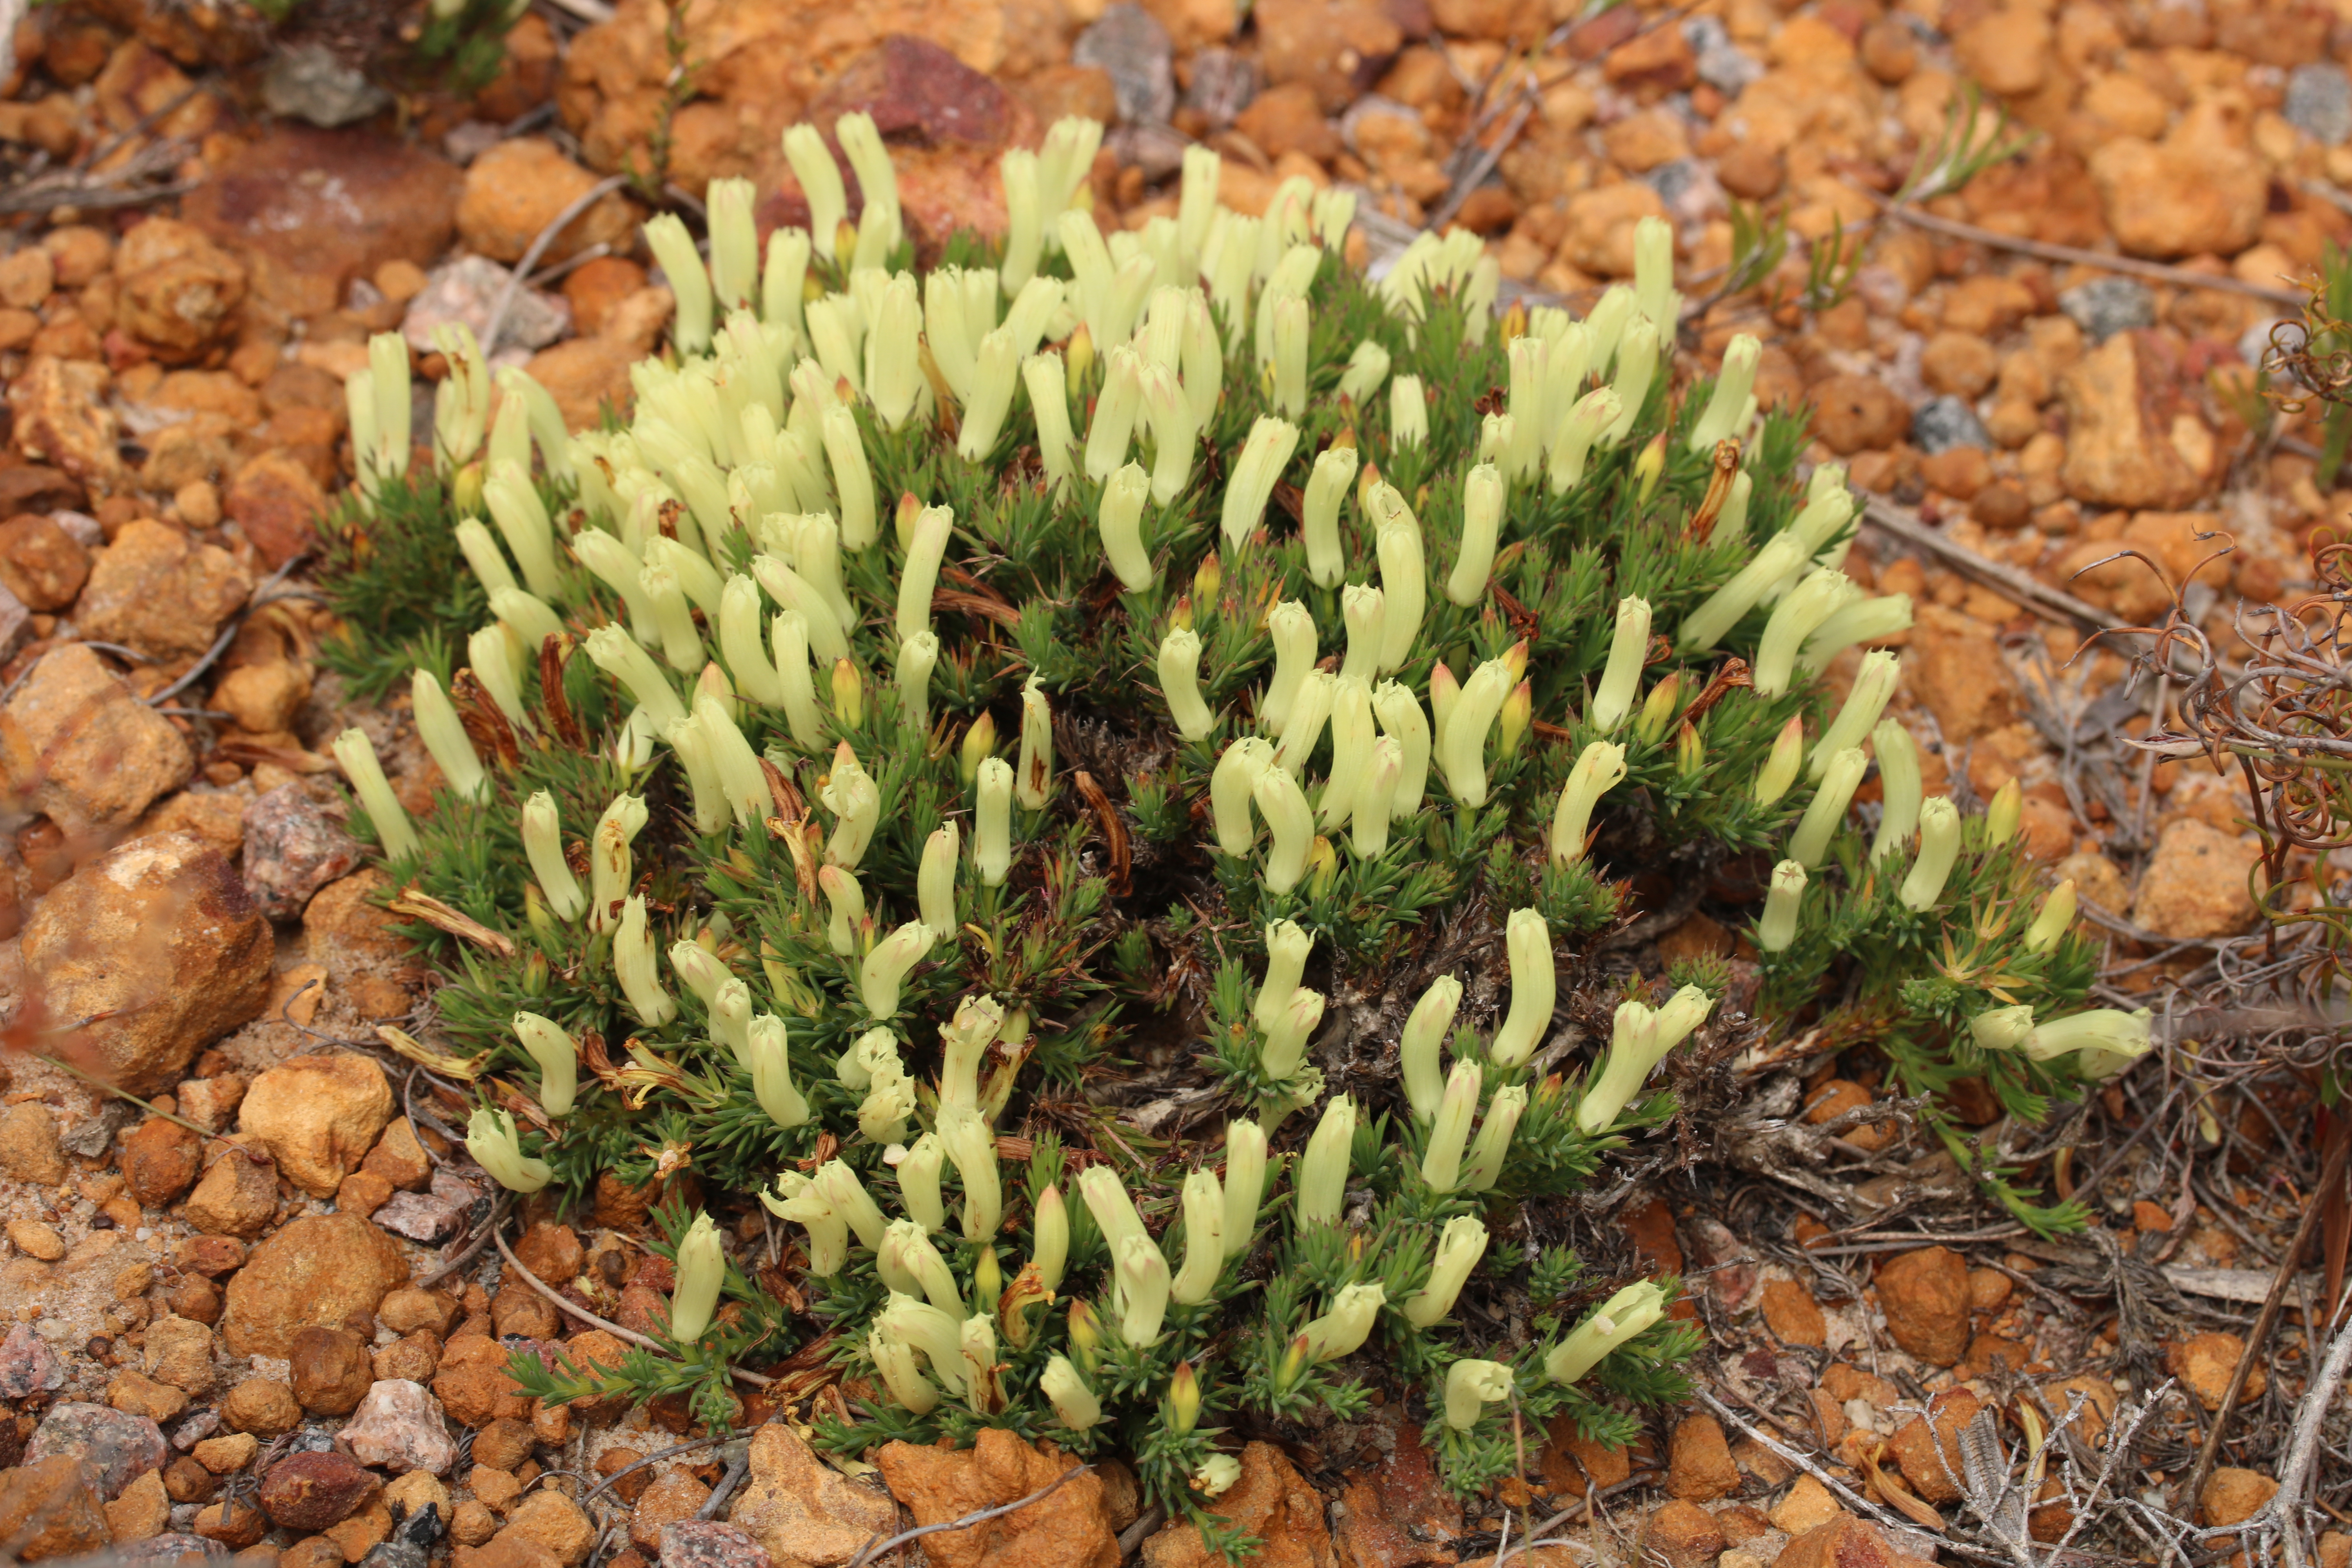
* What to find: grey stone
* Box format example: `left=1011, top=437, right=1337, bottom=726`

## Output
left=1911, top=396, right=1991, bottom=454
left=372, top=1169, right=481, bottom=1246
left=400, top=255, right=571, bottom=358
left=2287, top=63, right=2352, bottom=147
left=1181, top=47, right=1257, bottom=127
left=2059, top=277, right=2156, bottom=343
left=661, top=1523, right=774, bottom=1568
left=28, top=1401, right=169, bottom=1499
left=0, top=1321, right=66, bottom=1398
left=241, top=784, right=363, bottom=922
left=1108, top=122, right=1190, bottom=183
left=261, top=44, right=393, bottom=129
left=1073, top=4, right=1176, bottom=125
left=1685, top=16, right=1762, bottom=94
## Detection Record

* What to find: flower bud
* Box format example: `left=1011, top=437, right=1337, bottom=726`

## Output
left=1016, top=677, right=1055, bottom=809
left=1042, top=1354, right=1102, bottom=1429
left=333, top=728, right=420, bottom=860
left=1759, top=860, right=1808, bottom=953
left=860, top=921, right=936, bottom=1020
left=1985, top=778, right=2022, bottom=849
left=818, top=864, right=866, bottom=956
left=1544, top=1281, right=1668, bottom=1385
left=1252, top=764, right=1314, bottom=894
left=1898, top=798, right=1960, bottom=911
left=1298, top=1094, right=1357, bottom=1226
left=2025, top=877, right=2078, bottom=954
left=467, top=1108, right=550, bottom=1194
left=747, top=1013, right=809, bottom=1129
left=1788, top=746, right=1866, bottom=869
left=962, top=712, right=999, bottom=784
left=1551, top=741, right=1628, bottom=868
left=918, top=822, right=960, bottom=936
left=975, top=756, right=1016, bottom=885
left=1754, top=716, right=1805, bottom=807
left=1170, top=1172, right=1227, bottom=1305
left=1972, top=1003, right=2036, bottom=1053
left=508, top=1012, right=577, bottom=1118
left=1222, top=416, right=1299, bottom=551
left=1676, top=720, right=1706, bottom=777
left=1303, top=1281, right=1385, bottom=1362
left=1690, top=336, right=1760, bottom=452
left=1221, top=1119, right=1267, bottom=1254
left=1445, top=1359, right=1512, bottom=1431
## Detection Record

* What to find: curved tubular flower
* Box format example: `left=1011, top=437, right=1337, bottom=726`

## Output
left=1016, top=677, right=1054, bottom=810
left=818, top=865, right=865, bottom=956
left=1085, top=346, right=1145, bottom=482
left=1759, top=859, right=1808, bottom=952
left=936, top=994, right=1004, bottom=1118
left=1547, top=386, right=1620, bottom=494
left=1753, top=569, right=1856, bottom=697
left=1222, top=1119, right=1267, bottom=1254
left=512, top=1009, right=578, bottom=1112
left=333, top=728, right=419, bottom=860
left=1252, top=764, right=1314, bottom=894
left=669, top=1212, right=725, bottom=1341
left=898, top=503, right=954, bottom=645
left=639, top=563, right=703, bottom=671
left=1405, top=1216, right=1488, bottom=1328
left=1420, top=1060, right=1482, bottom=1192
left=897, top=632, right=938, bottom=736
left=1319, top=677, right=1376, bottom=830
left=1262, top=600, right=1319, bottom=732
left=784, top=125, right=848, bottom=261
left=1690, top=333, right=1760, bottom=451
left=822, top=745, right=881, bottom=869
left=1254, top=920, right=1313, bottom=1032
left=1169, top=1170, right=1227, bottom=1304
left=1375, top=521, right=1426, bottom=673
left=1335, top=584, right=1386, bottom=687
left=998, top=149, right=1042, bottom=291
left=1023, top=352, right=1076, bottom=487
left=646, top=213, right=714, bottom=355
left=412, top=671, right=485, bottom=801
left=693, top=691, right=769, bottom=831
left=1098, top=463, right=1155, bottom=592
left=1490, top=909, right=1555, bottom=1068
left=1802, top=592, right=1912, bottom=671
left=877, top=1293, right=967, bottom=1396
left=1461, top=1083, right=1528, bottom=1191
left=746, top=1013, right=809, bottom=1129
left=1372, top=682, right=1432, bottom=817
left=1400, top=975, right=1463, bottom=1121
left=869, top=272, right=923, bottom=430
left=1678, top=528, right=1810, bottom=653
left=1271, top=292, right=1309, bottom=416
left=1871, top=720, right=1922, bottom=862
left=1898, top=798, right=1961, bottom=911
left=1437, top=656, right=1512, bottom=808
left=1222, top=416, right=1299, bottom=550
left=763, top=1173, right=846, bottom=1276
left=1353, top=738, right=1403, bottom=857
left=456, top=515, right=521, bottom=601
left=708, top=979, right=753, bottom=1063
left=816, top=1160, right=888, bottom=1250
left=718, top=575, right=784, bottom=707
left=1602, top=316, right=1658, bottom=444
left=468, top=1108, right=551, bottom=1194
left=1788, top=746, right=1866, bottom=868
left=2027, top=1007, right=2152, bottom=1078
left=1113, top=1233, right=1172, bottom=1345
left=1031, top=1184, right=1070, bottom=1292
left=1448, top=463, right=1504, bottom=607
left=1141, top=361, right=1197, bottom=503
left=1544, top=1281, right=1669, bottom=1385
left=871, top=1327, right=942, bottom=1414
left=917, top=822, right=960, bottom=937
left=1445, top=1359, right=1514, bottom=1430
left=1303, top=1281, right=1385, bottom=1362
left=1390, top=375, right=1428, bottom=447
left=1751, top=715, right=1805, bottom=808
left=860, top=921, right=936, bottom=1020
left=2025, top=878, right=2076, bottom=953
left=585, top=624, right=686, bottom=730
left=819, top=403, right=877, bottom=550
left=894, top=1144, right=950, bottom=1240
left=1260, top=988, right=1324, bottom=1082
left=1575, top=985, right=1711, bottom=1133
left=614, top=895, right=677, bottom=1026
left=521, top=792, right=585, bottom=922
left=975, top=756, right=1016, bottom=885
left=1160, top=626, right=1216, bottom=739
left=1298, top=1094, right=1357, bottom=1226
left=1550, top=741, right=1628, bottom=868
left=590, top=793, right=647, bottom=931
left=941, top=1108, right=1002, bottom=1242
left=1302, top=444, right=1359, bottom=588
left=1041, top=1355, right=1101, bottom=1429
left=1588, top=596, right=1654, bottom=737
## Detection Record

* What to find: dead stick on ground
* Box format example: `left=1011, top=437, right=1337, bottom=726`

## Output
left=494, top=1226, right=774, bottom=1387
left=1853, top=186, right=2308, bottom=309
left=2176, top=1122, right=2352, bottom=1516
left=1858, top=495, right=2120, bottom=633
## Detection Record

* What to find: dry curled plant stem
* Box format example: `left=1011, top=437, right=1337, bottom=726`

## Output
left=413, top=1194, right=513, bottom=1290
left=843, top=1463, right=1091, bottom=1568
left=492, top=1224, right=775, bottom=1387
left=2176, top=1123, right=2352, bottom=1516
